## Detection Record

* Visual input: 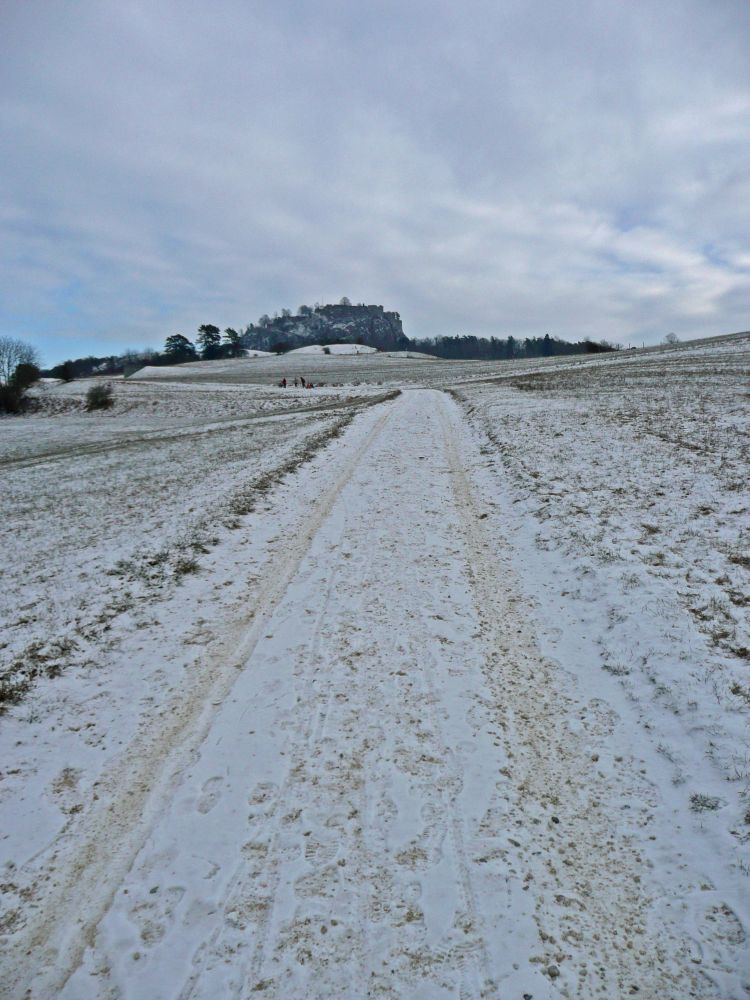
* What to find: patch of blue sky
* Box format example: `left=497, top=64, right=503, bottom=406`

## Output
left=612, top=205, right=648, bottom=233
left=50, top=279, right=86, bottom=318
left=700, top=242, right=729, bottom=268
left=601, top=250, right=663, bottom=276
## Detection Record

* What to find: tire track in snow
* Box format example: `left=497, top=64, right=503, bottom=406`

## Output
left=47, top=386, right=669, bottom=999
left=5, top=398, right=396, bottom=1000
left=242, top=541, right=385, bottom=997
left=436, top=391, right=714, bottom=998
left=404, top=635, right=491, bottom=996
left=63, top=389, right=532, bottom=999
left=174, top=539, right=384, bottom=998
left=174, top=538, right=355, bottom=999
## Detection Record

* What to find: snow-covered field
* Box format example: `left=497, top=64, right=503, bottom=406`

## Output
left=289, top=343, right=378, bottom=356
left=1, top=377, right=392, bottom=704
left=1, top=335, right=748, bottom=998
left=131, top=350, right=447, bottom=386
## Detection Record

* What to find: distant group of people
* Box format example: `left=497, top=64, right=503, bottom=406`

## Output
left=278, top=376, right=316, bottom=389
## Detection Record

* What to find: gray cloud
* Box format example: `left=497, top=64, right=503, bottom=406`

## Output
left=1, top=0, right=749, bottom=362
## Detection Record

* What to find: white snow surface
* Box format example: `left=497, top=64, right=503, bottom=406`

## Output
left=382, top=350, right=439, bottom=359
left=288, top=343, right=378, bottom=355
left=1, top=337, right=749, bottom=998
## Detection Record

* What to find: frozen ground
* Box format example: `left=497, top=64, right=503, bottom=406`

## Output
left=1, top=335, right=748, bottom=998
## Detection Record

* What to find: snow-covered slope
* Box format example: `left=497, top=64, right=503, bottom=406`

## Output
left=288, top=342, right=378, bottom=355
left=131, top=357, right=274, bottom=380
left=382, top=349, right=439, bottom=359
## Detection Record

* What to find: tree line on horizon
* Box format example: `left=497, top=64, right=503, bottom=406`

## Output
left=411, top=333, right=616, bottom=359
left=42, top=325, right=244, bottom=379
left=40, top=312, right=618, bottom=380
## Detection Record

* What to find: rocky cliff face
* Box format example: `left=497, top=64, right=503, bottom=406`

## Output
left=242, top=304, right=406, bottom=352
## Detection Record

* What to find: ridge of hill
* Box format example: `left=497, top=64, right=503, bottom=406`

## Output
left=242, top=303, right=407, bottom=352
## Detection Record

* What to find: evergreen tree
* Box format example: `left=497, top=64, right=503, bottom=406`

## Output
left=197, top=325, right=221, bottom=359
left=223, top=327, right=243, bottom=357
left=163, top=334, right=197, bottom=362
left=50, top=360, right=76, bottom=381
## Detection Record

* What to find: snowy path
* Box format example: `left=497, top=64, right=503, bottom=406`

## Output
left=6, top=390, right=737, bottom=998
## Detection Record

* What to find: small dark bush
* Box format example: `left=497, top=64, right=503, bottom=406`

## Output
left=0, top=384, right=22, bottom=413
left=86, top=383, right=114, bottom=411
left=12, top=363, right=40, bottom=391
left=57, top=360, right=75, bottom=382
left=0, top=361, right=41, bottom=413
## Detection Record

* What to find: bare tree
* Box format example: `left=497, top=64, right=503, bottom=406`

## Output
left=0, top=337, right=39, bottom=385
left=663, top=332, right=680, bottom=345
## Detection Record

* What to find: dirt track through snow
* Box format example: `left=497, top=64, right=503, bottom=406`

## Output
left=3, top=389, right=742, bottom=998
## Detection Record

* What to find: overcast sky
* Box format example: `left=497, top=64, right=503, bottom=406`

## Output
left=2, top=0, right=749, bottom=364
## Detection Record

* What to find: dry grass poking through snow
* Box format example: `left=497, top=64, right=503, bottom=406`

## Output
left=0, top=376, right=396, bottom=707
left=452, top=335, right=750, bottom=871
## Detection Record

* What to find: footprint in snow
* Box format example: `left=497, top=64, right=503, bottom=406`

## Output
left=304, top=837, right=339, bottom=865
left=294, top=863, right=340, bottom=899
left=701, top=902, right=746, bottom=946
left=128, top=885, right=185, bottom=946
left=196, top=776, right=223, bottom=814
